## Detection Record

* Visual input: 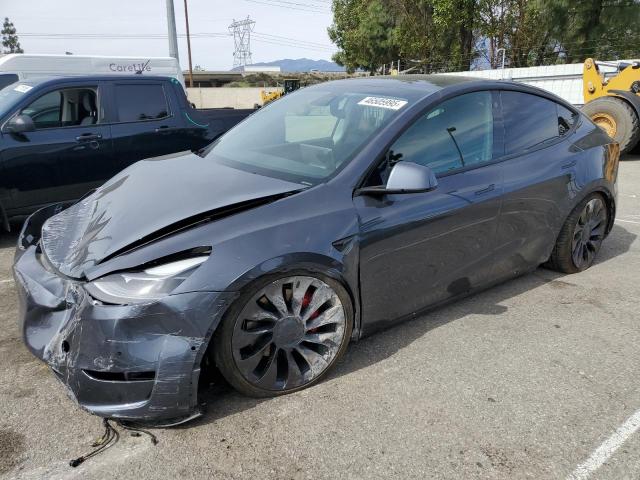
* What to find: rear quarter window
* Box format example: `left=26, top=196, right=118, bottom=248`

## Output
left=501, top=91, right=562, bottom=154
left=558, top=105, right=579, bottom=136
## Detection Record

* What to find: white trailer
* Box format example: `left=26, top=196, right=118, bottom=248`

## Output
left=439, top=61, right=635, bottom=106
left=0, top=54, right=184, bottom=87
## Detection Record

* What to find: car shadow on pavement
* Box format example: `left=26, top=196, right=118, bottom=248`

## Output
left=594, top=224, right=637, bottom=264
left=191, top=224, right=636, bottom=429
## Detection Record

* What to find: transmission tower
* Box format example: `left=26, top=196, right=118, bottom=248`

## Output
left=229, top=16, right=256, bottom=68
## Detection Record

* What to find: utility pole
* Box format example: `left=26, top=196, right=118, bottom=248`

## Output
left=166, top=0, right=180, bottom=63
left=183, top=0, right=193, bottom=87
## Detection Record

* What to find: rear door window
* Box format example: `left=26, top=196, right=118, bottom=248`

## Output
left=501, top=91, right=561, bottom=154
left=114, top=84, right=169, bottom=122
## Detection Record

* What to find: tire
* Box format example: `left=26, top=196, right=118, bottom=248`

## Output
left=582, top=97, right=640, bottom=154
left=213, top=270, right=353, bottom=398
left=547, top=193, right=609, bottom=274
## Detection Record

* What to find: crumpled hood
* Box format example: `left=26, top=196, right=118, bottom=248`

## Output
left=40, top=151, right=304, bottom=279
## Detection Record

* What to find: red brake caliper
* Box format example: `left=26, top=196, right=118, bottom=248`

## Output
left=302, top=290, right=320, bottom=333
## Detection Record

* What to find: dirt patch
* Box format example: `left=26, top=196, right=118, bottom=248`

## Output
left=12, top=388, right=35, bottom=399
left=0, top=336, right=20, bottom=349
left=480, top=445, right=515, bottom=474
left=0, top=429, right=26, bottom=474
left=548, top=279, right=578, bottom=289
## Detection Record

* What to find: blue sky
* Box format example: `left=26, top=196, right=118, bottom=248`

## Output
left=3, top=0, right=338, bottom=70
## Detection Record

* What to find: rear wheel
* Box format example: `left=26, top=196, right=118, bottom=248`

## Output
left=213, top=272, right=353, bottom=397
left=582, top=96, right=640, bottom=154
left=547, top=193, right=609, bottom=273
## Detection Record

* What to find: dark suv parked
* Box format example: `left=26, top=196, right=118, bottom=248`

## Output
left=0, top=76, right=253, bottom=228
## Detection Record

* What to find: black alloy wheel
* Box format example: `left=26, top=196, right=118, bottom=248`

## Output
left=548, top=193, right=609, bottom=273
left=570, top=197, right=608, bottom=270
left=214, top=273, right=352, bottom=397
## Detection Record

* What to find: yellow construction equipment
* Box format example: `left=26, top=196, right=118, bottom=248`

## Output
left=582, top=58, right=640, bottom=153
left=260, top=89, right=283, bottom=105
left=260, top=78, right=301, bottom=106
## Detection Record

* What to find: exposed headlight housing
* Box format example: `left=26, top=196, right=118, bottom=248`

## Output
left=84, top=256, right=208, bottom=305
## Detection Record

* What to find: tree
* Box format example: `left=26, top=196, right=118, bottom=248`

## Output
left=538, top=0, right=640, bottom=63
left=329, top=0, right=640, bottom=73
left=329, top=0, right=478, bottom=73
left=390, top=0, right=466, bottom=72
left=1, top=17, right=23, bottom=54
left=477, top=0, right=550, bottom=68
left=329, top=0, right=399, bottom=73
left=475, top=0, right=640, bottom=68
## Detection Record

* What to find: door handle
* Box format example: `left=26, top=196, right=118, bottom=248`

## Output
left=76, top=133, right=102, bottom=142
left=474, top=184, right=495, bottom=196
left=155, top=125, right=171, bottom=133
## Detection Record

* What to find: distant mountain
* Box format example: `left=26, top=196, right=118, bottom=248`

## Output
left=234, top=58, right=345, bottom=73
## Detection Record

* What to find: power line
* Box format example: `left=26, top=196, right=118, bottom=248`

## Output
left=252, top=35, right=335, bottom=51
left=242, top=0, right=330, bottom=13
left=253, top=36, right=336, bottom=52
left=253, top=31, right=334, bottom=48
left=253, top=0, right=330, bottom=8
left=18, top=32, right=229, bottom=39
left=18, top=31, right=336, bottom=50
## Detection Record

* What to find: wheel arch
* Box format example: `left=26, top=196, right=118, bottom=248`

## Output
left=592, top=186, right=617, bottom=236
left=223, top=252, right=362, bottom=340
left=572, top=184, right=616, bottom=237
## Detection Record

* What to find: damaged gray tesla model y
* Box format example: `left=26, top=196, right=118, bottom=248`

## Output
left=14, top=75, right=619, bottom=425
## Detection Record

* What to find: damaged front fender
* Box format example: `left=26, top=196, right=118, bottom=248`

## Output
left=14, top=246, right=238, bottom=423
left=16, top=202, right=67, bottom=253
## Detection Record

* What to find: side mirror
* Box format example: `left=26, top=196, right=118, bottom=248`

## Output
left=357, top=162, right=438, bottom=196
left=4, top=114, right=35, bottom=134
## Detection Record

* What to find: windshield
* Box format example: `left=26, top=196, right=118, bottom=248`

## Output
left=0, top=81, right=35, bottom=119
left=207, top=87, right=409, bottom=184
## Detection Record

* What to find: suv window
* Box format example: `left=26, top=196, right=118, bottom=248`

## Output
left=21, top=87, right=98, bottom=129
left=502, top=91, right=564, bottom=154
left=388, top=91, right=495, bottom=175
left=115, top=84, right=169, bottom=122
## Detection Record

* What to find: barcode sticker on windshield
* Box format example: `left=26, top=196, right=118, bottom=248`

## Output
left=13, top=84, right=33, bottom=93
left=358, top=96, right=408, bottom=110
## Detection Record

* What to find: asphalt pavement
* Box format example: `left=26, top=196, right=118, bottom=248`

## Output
left=1, top=157, right=639, bottom=480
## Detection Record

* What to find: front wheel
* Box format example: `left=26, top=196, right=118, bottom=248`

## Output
left=547, top=193, right=609, bottom=273
left=213, top=272, right=353, bottom=397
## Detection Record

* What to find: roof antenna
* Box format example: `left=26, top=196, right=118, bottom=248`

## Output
left=135, top=59, right=151, bottom=75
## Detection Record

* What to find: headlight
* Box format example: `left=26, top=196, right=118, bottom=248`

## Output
left=84, top=256, right=208, bottom=305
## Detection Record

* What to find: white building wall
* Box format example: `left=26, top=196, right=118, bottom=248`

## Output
left=438, top=61, right=631, bottom=106
left=187, top=87, right=283, bottom=109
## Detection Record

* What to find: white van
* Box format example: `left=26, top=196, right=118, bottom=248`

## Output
left=0, top=54, right=184, bottom=89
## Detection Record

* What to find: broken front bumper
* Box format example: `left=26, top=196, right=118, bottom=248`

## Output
left=14, top=244, right=236, bottom=424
